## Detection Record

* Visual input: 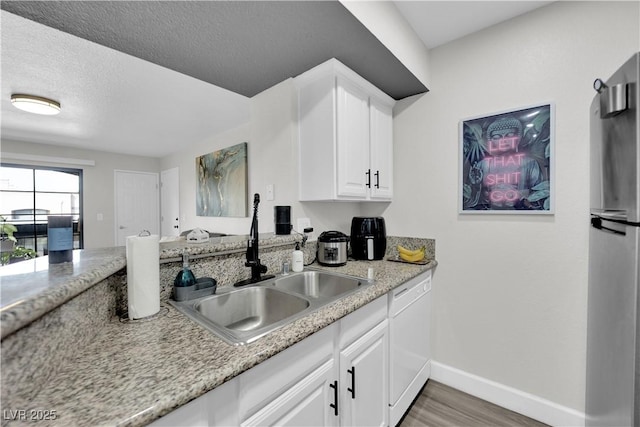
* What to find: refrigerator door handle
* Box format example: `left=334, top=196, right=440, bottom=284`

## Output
left=596, top=210, right=628, bottom=222
left=591, top=216, right=626, bottom=235
left=599, top=82, right=628, bottom=118
left=592, top=210, right=640, bottom=227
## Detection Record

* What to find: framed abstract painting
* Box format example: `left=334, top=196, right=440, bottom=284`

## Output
left=196, top=142, right=248, bottom=217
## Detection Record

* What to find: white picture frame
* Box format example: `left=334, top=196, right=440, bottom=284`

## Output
left=459, top=103, right=555, bottom=214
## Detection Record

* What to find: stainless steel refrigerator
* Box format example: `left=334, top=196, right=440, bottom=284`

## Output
left=587, top=52, right=640, bottom=427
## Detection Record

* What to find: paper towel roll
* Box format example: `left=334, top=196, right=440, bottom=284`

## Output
left=126, top=233, right=160, bottom=320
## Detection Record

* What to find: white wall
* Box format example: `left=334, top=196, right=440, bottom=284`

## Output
left=3, top=1, right=637, bottom=416
left=0, top=140, right=160, bottom=248
left=159, top=78, right=363, bottom=238
left=382, top=0, right=639, bottom=414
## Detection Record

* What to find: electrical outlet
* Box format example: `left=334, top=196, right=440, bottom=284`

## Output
left=297, top=218, right=311, bottom=232
left=296, top=218, right=315, bottom=241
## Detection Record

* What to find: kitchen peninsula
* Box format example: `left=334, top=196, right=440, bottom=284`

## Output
left=0, top=235, right=436, bottom=426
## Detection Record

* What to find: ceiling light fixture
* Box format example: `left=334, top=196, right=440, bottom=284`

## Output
left=10, top=94, right=61, bottom=115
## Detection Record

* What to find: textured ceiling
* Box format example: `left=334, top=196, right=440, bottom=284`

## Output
left=0, top=1, right=428, bottom=100
left=0, top=1, right=554, bottom=158
left=1, top=10, right=251, bottom=158
left=394, top=1, right=554, bottom=49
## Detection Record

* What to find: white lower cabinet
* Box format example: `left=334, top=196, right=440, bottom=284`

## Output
left=148, top=375, right=238, bottom=427
left=339, top=319, right=389, bottom=427
left=238, top=325, right=336, bottom=426
left=244, top=295, right=388, bottom=427
left=242, top=359, right=337, bottom=427
left=148, top=394, right=209, bottom=427
left=152, top=277, right=431, bottom=427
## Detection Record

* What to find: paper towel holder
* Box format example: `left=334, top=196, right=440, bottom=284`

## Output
left=120, top=306, right=169, bottom=323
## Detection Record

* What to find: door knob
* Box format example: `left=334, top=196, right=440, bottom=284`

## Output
left=119, top=226, right=126, bottom=230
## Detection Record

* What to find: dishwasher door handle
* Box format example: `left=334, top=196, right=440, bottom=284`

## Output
left=393, top=287, right=409, bottom=299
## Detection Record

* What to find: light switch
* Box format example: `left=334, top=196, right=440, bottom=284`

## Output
left=266, top=184, right=275, bottom=201
left=97, top=213, right=104, bottom=221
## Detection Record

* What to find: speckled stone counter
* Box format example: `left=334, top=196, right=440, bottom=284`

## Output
left=0, top=247, right=127, bottom=339
left=1, top=236, right=436, bottom=427
left=158, top=233, right=300, bottom=261
left=0, top=234, right=303, bottom=338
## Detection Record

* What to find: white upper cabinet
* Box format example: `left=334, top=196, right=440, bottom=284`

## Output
left=336, top=75, right=370, bottom=198
left=369, top=97, right=394, bottom=199
left=296, top=59, right=395, bottom=201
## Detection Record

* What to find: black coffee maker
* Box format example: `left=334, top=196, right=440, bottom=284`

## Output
left=350, top=217, right=387, bottom=260
left=274, top=206, right=292, bottom=235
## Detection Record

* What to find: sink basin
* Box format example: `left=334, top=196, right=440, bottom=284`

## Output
left=273, top=271, right=364, bottom=299
left=173, top=286, right=310, bottom=345
left=169, top=269, right=373, bottom=346
left=195, top=287, right=309, bottom=332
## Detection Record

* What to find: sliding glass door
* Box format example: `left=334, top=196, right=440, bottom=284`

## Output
left=0, top=164, right=83, bottom=258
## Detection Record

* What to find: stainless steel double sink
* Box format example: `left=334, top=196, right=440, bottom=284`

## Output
left=169, top=269, right=373, bottom=345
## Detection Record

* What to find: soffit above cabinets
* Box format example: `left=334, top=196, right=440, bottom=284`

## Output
left=0, top=1, right=428, bottom=101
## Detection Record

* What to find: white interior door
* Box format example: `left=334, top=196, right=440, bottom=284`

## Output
left=160, top=167, right=180, bottom=237
left=115, top=170, right=159, bottom=246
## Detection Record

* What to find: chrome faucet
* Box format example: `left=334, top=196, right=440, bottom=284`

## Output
left=234, top=193, right=274, bottom=287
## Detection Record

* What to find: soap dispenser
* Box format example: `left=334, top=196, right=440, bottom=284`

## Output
left=174, top=252, right=197, bottom=288
left=292, top=242, right=304, bottom=272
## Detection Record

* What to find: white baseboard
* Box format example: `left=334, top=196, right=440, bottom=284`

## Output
left=430, top=361, right=585, bottom=427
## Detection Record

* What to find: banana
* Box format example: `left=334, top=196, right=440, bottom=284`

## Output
left=397, top=245, right=426, bottom=262
left=399, top=250, right=425, bottom=262
left=397, top=245, right=423, bottom=256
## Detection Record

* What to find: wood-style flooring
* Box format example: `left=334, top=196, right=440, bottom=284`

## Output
left=399, top=381, right=549, bottom=427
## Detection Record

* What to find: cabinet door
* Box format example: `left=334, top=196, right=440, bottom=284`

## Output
left=148, top=397, right=208, bottom=427
left=241, top=359, right=338, bottom=427
left=149, top=377, right=238, bottom=427
left=369, top=98, right=393, bottom=200
left=336, top=76, right=370, bottom=199
left=339, top=319, right=389, bottom=427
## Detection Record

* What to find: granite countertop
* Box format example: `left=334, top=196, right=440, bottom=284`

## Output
left=0, top=234, right=300, bottom=339
left=158, top=233, right=298, bottom=261
left=4, top=257, right=436, bottom=427
left=0, top=247, right=127, bottom=339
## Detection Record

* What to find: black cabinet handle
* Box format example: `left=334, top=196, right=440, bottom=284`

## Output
left=365, top=169, right=371, bottom=188
left=347, top=366, right=356, bottom=399
left=374, top=171, right=380, bottom=189
left=330, top=380, right=339, bottom=416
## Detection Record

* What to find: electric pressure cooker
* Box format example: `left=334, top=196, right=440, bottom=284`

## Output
left=317, top=231, right=349, bottom=266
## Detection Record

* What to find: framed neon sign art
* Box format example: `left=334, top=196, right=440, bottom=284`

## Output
left=460, top=103, right=554, bottom=214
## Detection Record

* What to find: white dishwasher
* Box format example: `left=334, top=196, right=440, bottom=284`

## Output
left=388, top=270, right=432, bottom=426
